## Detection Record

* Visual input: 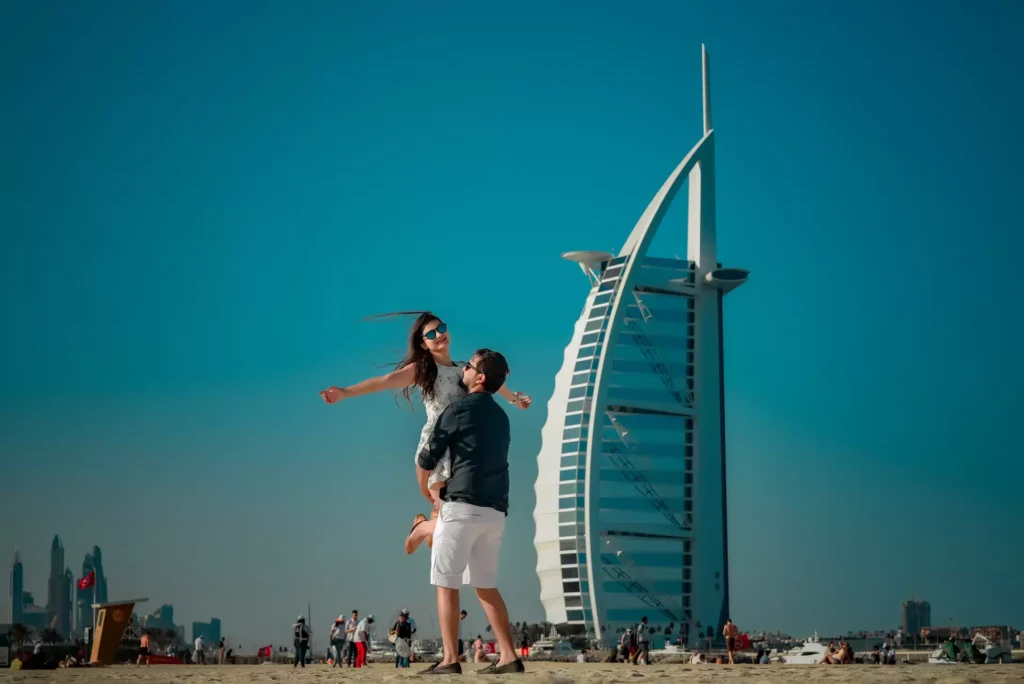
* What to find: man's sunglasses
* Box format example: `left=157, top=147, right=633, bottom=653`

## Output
left=464, top=361, right=480, bottom=373
left=423, top=322, right=448, bottom=340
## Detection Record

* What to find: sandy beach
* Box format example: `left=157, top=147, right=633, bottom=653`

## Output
left=3, top=663, right=1023, bottom=684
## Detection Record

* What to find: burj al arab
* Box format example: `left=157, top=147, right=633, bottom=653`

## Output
left=533, top=45, right=748, bottom=647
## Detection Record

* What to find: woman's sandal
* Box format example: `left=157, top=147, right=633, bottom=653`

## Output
left=405, top=514, right=429, bottom=555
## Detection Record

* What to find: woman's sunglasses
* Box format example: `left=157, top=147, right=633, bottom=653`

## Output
left=423, top=322, right=448, bottom=340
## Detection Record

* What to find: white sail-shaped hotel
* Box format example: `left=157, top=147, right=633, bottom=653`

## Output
left=533, top=46, right=748, bottom=647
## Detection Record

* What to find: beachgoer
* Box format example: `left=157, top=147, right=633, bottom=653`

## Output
left=415, top=349, right=525, bottom=675
left=137, top=631, right=150, bottom=667
left=354, top=614, right=374, bottom=668
left=319, top=314, right=531, bottom=555
left=519, top=634, right=529, bottom=659
left=194, top=635, right=205, bottom=664
left=723, top=619, right=739, bottom=664
left=458, top=609, right=467, bottom=661
left=344, top=610, right=359, bottom=666
left=635, top=617, right=649, bottom=665
left=218, top=637, right=225, bottom=665
left=392, top=611, right=413, bottom=668
left=473, top=635, right=485, bottom=662
left=330, top=615, right=346, bottom=667
left=620, top=630, right=631, bottom=663
left=293, top=617, right=311, bottom=667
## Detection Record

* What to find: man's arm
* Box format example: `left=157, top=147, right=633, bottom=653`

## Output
left=415, top=404, right=458, bottom=501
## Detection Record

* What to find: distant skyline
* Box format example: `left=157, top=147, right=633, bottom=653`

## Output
left=2, top=0, right=1023, bottom=648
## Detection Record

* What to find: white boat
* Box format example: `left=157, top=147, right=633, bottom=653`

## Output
left=528, top=626, right=576, bottom=657
left=774, top=634, right=830, bottom=664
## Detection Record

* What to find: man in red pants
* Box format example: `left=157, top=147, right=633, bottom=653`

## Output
left=354, top=614, right=374, bottom=667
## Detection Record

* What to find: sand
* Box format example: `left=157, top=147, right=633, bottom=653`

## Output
left=3, top=662, right=1023, bottom=684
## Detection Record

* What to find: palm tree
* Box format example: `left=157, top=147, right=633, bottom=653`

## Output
left=40, top=628, right=61, bottom=645
left=7, top=624, right=29, bottom=651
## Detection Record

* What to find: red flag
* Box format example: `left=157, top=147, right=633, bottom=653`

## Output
left=77, top=571, right=95, bottom=590
left=257, top=645, right=272, bottom=658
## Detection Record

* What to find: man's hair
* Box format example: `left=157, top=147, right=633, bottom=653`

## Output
left=460, top=610, right=468, bottom=616
left=473, top=349, right=509, bottom=393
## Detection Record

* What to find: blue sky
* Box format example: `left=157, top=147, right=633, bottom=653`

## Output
left=2, top=0, right=1022, bottom=647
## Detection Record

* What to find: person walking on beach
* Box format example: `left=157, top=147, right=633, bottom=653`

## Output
left=392, top=611, right=413, bottom=668
left=634, top=617, right=649, bottom=665
left=293, top=616, right=311, bottom=667
left=344, top=610, right=359, bottom=667
left=330, top=616, right=347, bottom=667
left=137, top=631, right=151, bottom=667
left=320, top=314, right=531, bottom=555
left=415, top=349, right=525, bottom=675
left=723, top=618, right=739, bottom=665
left=354, top=614, right=374, bottom=668
left=458, top=609, right=468, bottom=661
left=193, top=634, right=205, bottom=665
left=218, top=637, right=226, bottom=664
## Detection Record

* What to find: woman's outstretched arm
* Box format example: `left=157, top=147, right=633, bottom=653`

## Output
left=320, top=363, right=416, bottom=404
left=497, top=384, right=532, bottom=410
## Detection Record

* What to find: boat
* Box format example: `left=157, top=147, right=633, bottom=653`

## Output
left=528, top=626, right=576, bottom=657
left=773, top=633, right=831, bottom=664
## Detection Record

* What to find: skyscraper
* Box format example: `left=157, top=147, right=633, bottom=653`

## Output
left=74, top=547, right=107, bottom=635
left=9, top=550, right=24, bottom=625
left=901, top=600, right=931, bottom=636
left=46, top=535, right=64, bottom=631
left=533, top=46, right=747, bottom=646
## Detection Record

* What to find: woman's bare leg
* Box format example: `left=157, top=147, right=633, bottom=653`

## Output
left=405, top=488, right=443, bottom=554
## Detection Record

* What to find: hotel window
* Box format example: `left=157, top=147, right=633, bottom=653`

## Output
left=559, top=525, right=576, bottom=538
left=561, top=553, right=576, bottom=565
left=566, top=400, right=586, bottom=414
left=588, top=306, right=609, bottom=320
left=684, top=472, right=693, bottom=485
left=685, top=444, right=693, bottom=458
left=686, top=338, right=695, bottom=350
left=687, top=297, right=695, bottom=310
left=683, top=554, right=692, bottom=568
left=684, top=541, right=691, bottom=553
left=683, top=582, right=691, bottom=594
left=685, top=418, right=693, bottom=431
left=565, top=596, right=583, bottom=608
left=580, top=581, right=589, bottom=593
left=598, top=280, right=617, bottom=292
left=562, top=567, right=579, bottom=579
left=559, top=484, right=576, bottom=496
left=566, top=610, right=584, bottom=621
left=560, top=540, right=576, bottom=552
left=568, top=385, right=594, bottom=400
left=559, top=497, right=575, bottom=510
left=563, top=426, right=582, bottom=440
left=563, top=581, right=580, bottom=593
left=578, top=553, right=587, bottom=564
left=560, top=456, right=579, bottom=469
left=571, top=371, right=597, bottom=386
left=561, top=441, right=583, bottom=454
left=594, top=293, right=613, bottom=305
left=574, top=360, right=595, bottom=373
left=683, top=596, right=691, bottom=608
left=584, top=319, right=605, bottom=332
left=684, top=500, right=693, bottom=512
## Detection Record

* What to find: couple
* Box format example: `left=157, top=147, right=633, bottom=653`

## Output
left=320, top=312, right=531, bottom=554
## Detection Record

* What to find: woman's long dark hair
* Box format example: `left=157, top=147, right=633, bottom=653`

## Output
left=398, top=312, right=442, bottom=405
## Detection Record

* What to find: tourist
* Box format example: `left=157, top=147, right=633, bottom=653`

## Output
left=723, top=618, right=739, bottom=665
left=634, top=616, right=650, bottom=665
left=344, top=610, right=359, bottom=667
left=473, top=635, right=486, bottom=663
left=137, top=631, right=150, bottom=667
left=392, top=611, right=413, bottom=668
left=458, top=609, right=467, bottom=661
left=330, top=615, right=346, bottom=667
left=218, top=637, right=225, bottom=665
left=319, top=314, right=531, bottom=555
left=519, top=633, right=530, bottom=659
left=194, top=634, right=205, bottom=665
left=354, top=614, right=374, bottom=668
left=415, top=350, right=525, bottom=675
left=293, top=616, right=311, bottom=667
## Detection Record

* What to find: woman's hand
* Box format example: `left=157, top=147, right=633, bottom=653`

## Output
left=514, top=393, right=532, bottom=410
left=319, top=386, right=348, bottom=404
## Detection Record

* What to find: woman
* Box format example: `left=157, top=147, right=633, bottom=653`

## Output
left=320, top=312, right=531, bottom=553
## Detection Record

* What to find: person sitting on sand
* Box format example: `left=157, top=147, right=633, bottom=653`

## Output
left=818, top=641, right=837, bottom=664
left=473, top=636, right=485, bottom=663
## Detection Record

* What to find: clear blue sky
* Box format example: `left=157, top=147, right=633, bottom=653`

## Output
left=2, top=0, right=1022, bottom=648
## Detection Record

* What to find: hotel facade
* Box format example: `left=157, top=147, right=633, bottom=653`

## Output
left=533, top=46, right=747, bottom=647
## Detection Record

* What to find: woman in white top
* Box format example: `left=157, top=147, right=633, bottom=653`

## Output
left=320, top=312, right=531, bottom=553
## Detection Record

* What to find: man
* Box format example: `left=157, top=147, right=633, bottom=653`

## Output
left=330, top=615, right=347, bottom=667
left=354, top=614, right=374, bottom=668
left=723, top=618, right=739, bottom=665
left=634, top=617, right=649, bottom=665
left=194, top=634, right=205, bottom=665
left=392, top=611, right=413, bottom=668
left=293, top=616, right=311, bottom=668
left=458, top=610, right=468, bottom=661
left=137, top=630, right=151, bottom=667
left=619, top=629, right=631, bottom=663
left=344, top=611, right=359, bottom=667
left=415, top=350, right=525, bottom=675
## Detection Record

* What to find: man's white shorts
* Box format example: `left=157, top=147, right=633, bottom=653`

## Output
left=430, top=501, right=505, bottom=589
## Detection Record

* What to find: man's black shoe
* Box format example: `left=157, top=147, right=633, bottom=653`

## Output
left=418, top=661, right=462, bottom=675
left=481, top=659, right=525, bottom=674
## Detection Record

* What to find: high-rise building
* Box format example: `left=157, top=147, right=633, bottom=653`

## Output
left=76, top=551, right=95, bottom=637
left=192, top=617, right=221, bottom=645
left=902, top=600, right=932, bottom=636
left=46, top=535, right=64, bottom=632
left=91, top=546, right=108, bottom=605
left=533, top=46, right=747, bottom=646
left=9, top=550, right=24, bottom=625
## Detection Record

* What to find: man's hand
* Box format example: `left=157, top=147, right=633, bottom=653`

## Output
left=516, top=394, right=533, bottom=410
left=320, top=386, right=347, bottom=404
